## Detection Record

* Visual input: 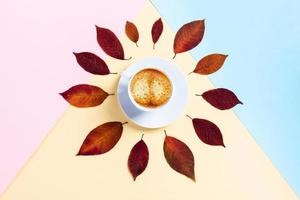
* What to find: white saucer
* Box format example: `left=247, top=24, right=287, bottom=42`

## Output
left=117, top=57, right=189, bottom=128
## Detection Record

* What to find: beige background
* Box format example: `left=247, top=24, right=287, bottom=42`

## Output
left=1, top=2, right=298, bottom=200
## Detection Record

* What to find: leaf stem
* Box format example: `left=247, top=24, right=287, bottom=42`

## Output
left=109, top=72, right=118, bottom=75
left=124, top=56, right=132, bottom=60
left=172, top=53, right=176, bottom=59
left=136, top=43, right=139, bottom=47
left=164, top=130, right=167, bottom=137
left=185, top=114, right=193, bottom=120
left=122, top=122, right=128, bottom=125
left=108, top=93, right=115, bottom=96
left=188, top=71, right=193, bottom=75
left=141, top=134, right=144, bottom=140
left=153, top=43, right=155, bottom=50
left=195, top=94, right=202, bottom=96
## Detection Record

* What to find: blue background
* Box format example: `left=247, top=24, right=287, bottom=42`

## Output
left=151, top=0, right=300, bottom=196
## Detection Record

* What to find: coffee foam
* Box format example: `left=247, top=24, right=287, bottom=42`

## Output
left=130, top=68, right=172, bottom=108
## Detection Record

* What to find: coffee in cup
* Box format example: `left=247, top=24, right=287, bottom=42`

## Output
left=129, top=68, right=172, bottom=109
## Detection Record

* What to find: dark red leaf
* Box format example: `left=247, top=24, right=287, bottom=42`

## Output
left=60, top=84, right=109, bottom=108
left=173, top=20, right=205, bottom=58
left=128, top=136, right=149, bottom=181
left=125, top=21, right=139, bottom=46
left=192, top=118, right=225, bottom=147
left=73, top=52, right=110, bottom=75
left=151, top=18, right=163, bottom=49
left=200, top=88, right=243, bottom=110
left=164, top=135, right=195, bottom=181
left=77, top=122, right=124, bottom=156
left=96, top=26, right=126, bottom=60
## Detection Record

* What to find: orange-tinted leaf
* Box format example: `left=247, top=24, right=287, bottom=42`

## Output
left=173, top=20, right=205, bottom=57
left=77, top=122, right=123, bottom=156
left=125, top=21, right=139, bottom=46
left=192, top=118, right=225, bottom=147
left=164, top=135, right=195, bottom=181
left=151, top=18, right=163, bottom=49
left=60, top=84, right=109, bottom=108
left=128, top=136, right=149, bottom=181
left=96, top=26, right=125, bottom=60
left=73, top=52, right=110, bottom=75
left=194, top=54, right=228, bottom=75
left=200, top=88, right=243, bottom=110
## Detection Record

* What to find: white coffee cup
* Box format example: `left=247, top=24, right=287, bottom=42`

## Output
left=121, top=67, right=173, bottom=112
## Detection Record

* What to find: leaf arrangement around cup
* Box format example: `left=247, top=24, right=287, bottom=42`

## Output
left=60, top=18, right=243, bottom=181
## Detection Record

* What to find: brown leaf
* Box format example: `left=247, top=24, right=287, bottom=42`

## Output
left=73, top=52, right=111, bottom=75
left=200, top=88, right=243, bottom=110
left=191, top=118, right=225, bottom=147
left=128, top=135, right=149, bottom=181
left=96, top=26, right=128, bottom=60
left=125, top=21, right=139, bottom=46
left=193, top=54, right=228, bottom=75
left=151, top=18, right=163, bottom=49
left=164, top=134, right=195, bottom=181
left=77, top=122, right=124, bottom=156
left=173, top=20, right=205, bottom=58
left=60, top=84, right=109, bottom=108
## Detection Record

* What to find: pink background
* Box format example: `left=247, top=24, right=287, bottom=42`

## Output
left=0, top=0, right=146, bottom=194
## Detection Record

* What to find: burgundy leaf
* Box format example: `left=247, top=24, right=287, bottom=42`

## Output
left=164, top=134, right=195, bottom=181
left=200, top=88, right=243, bottom=110
left=60, top=84, right=110, bottom=108
left=151, top=18, right=163, bottom=49
left=73, top=52, right=111, bottom=75
left=96, top=26, right=128, bottom=60
left=191, top=118, right=225, bottom=147
left=77, top=122, right=124, bottom=156
left=128, top=136, right=149, bottom=181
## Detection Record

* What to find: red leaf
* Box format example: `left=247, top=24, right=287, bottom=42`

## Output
left=173, top=20, right=205, bottom=58
left=128, top=136, right=149, bottom=181
left=60, top=84, right=109, bottom=108
left=73, top=52, right=111, bottom=75
left=125, top=21, right=139, bottom=46
left=96, top=26, right=127, bottom=60
left=164, top=134, right=195, bottom=181
left=191, top=118, right=225, bottom=147
left=77, top=122, right=124, bottom=156
left=193, top=54, right=228, bottom=75
left=151, top=18, right=163, bottom=49
left=200, top=88, right=243, bottom=110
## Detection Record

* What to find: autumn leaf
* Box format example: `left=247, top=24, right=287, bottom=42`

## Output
left=96, top=26, right=130, bottom=60
left=197, top=88, right=243, bottom=110
left=77, top=121, right=125, bottom=156
left=128, top=135, right=149, bottom=181
left=60, top=84, right=111, bottom=108
left=151, top=18, right=163, bottom=49
left=187, top=116, right=225, bottom=147
left=125, top=21, right=139, bottom=47
left=173, top=20, right=205, bottom=58
left=192, top=54, right=228, bottom=75
left=73, top=52, right=115, bottom=75
left=163, top=132, right=195, bottom=181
